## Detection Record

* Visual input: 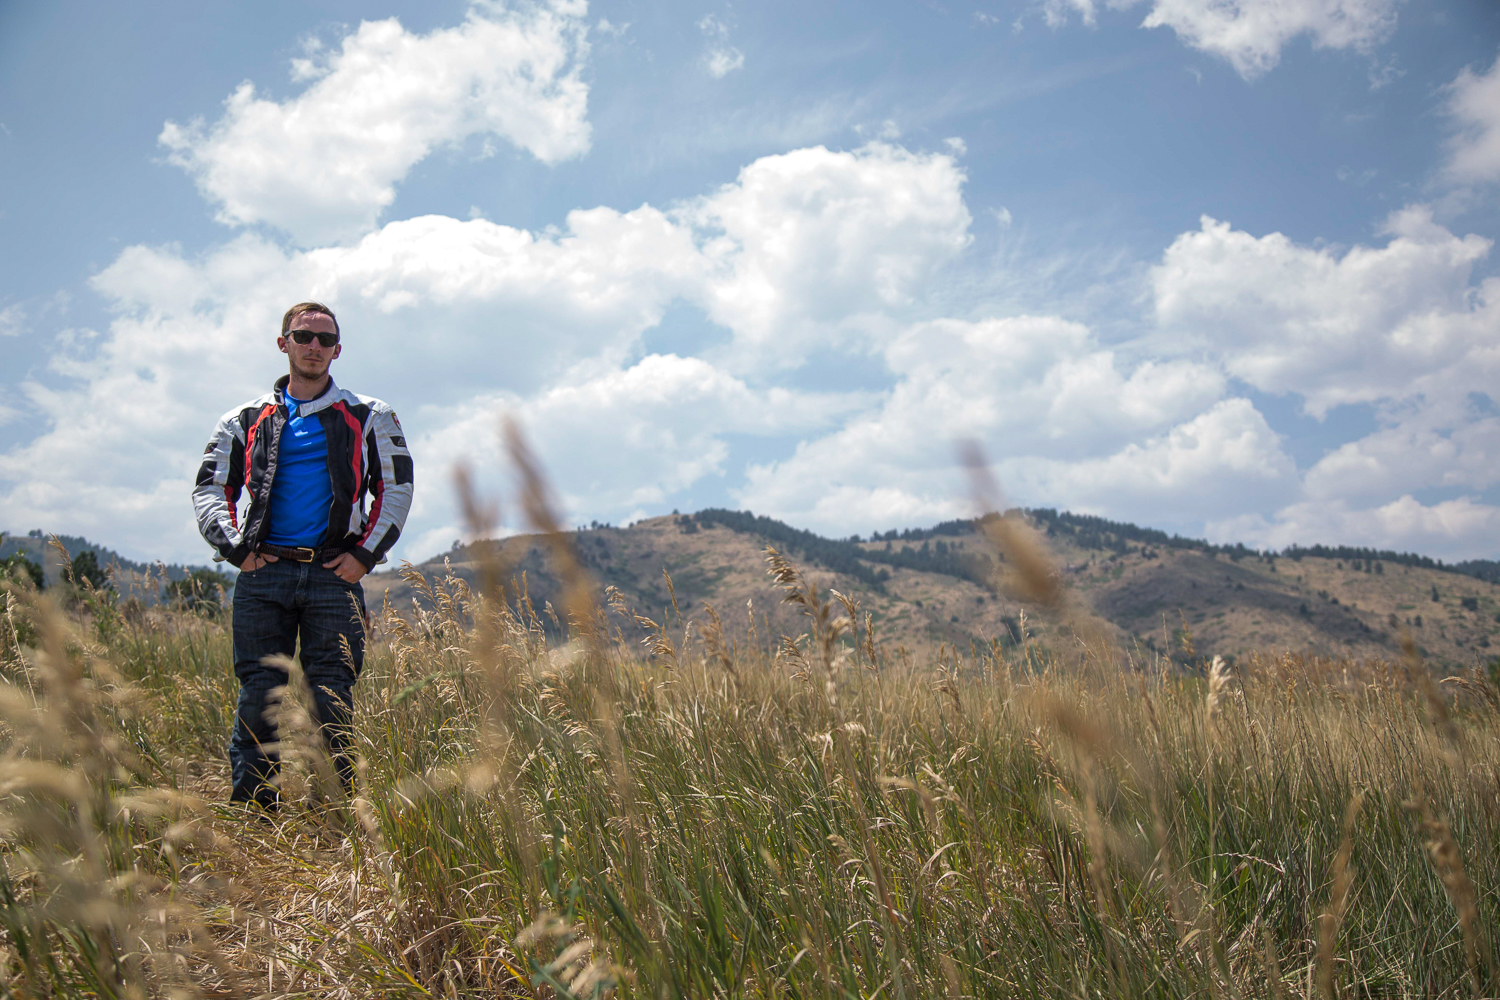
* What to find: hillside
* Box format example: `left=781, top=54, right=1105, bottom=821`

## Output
left=0, top=531, right=222, bottom=595
left=363, top=509, right=1500, bottom=672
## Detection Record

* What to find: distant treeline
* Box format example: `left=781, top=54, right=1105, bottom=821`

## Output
left=690, top=508, right=1500, bottom=591
left=691, top=510, right=893, bottom=590
left=693, top=509, right=1000, bottom=589
left=1025, top=512, right=1500, bottom=584
left=1457, top=559, right=1500, bottom=584
left=0, top=530, right=210, bottom=583
left=861, top=536, right=994, bottom=586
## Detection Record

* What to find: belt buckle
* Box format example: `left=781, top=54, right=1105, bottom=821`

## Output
left=291, top=546, right=315, bottom=562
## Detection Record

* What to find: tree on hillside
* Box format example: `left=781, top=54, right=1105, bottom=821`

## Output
left=1, top=551, right=44, bottom=590
left=165, top=568, right=230, bottom=614
left=69, top=550, right=112, bottom=591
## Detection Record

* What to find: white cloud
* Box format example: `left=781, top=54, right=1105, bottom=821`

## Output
left=14, top=80, right=1500, bottom=570
left=1443, top=51, right=1500, bottom=186
left=1013, top=398, right=1298, bottom=521
left=698, top=14, right=744, bottom=77
left=409, top=353, right=867, bottom=538
left=1301, top=399, right=1500, bottom=502
left=688, top=142, right=973, bottom=370
left=705, top=48, right=745, bottom=78
left=1037, top=0, right=1400, bottom=79
left=0, top=139, right=972, bottom=562
left=1041, top=0, right=1100, bottom=28
left=1152, top=207, right=1498, bottom=416
left=160, top=1, right=592, bottom=245
left=1137, top=0, right=1400, bottom=79
left=0, top=303, right=22, bottom=337
left=1213, top=495, right=1500, bottom=561
left=734, top=315, right=1245, bottom=535
left=0, top=205, right=697, bottom=561
left=697, top=14, right=730, bottom=38
left=1145, top=206, right=1500, bottom=558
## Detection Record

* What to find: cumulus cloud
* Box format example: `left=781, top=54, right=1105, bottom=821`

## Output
left=688, top=142, right=972, bottom=370
left=160, top=1, right=592, bottom=245
left=0, top=198, right=711, bottom=559
left=0, top=140, right=968, bottom=562
left=13, top=58, right=1500, bottom=570
left=1298, top=396, right=1500, bottom=501
left=1444, top=51, right=1500, bottom=186
left=1153, top=207, right=1498, bottom=416
left=1014, top=398, right=1298, bottom=521
left=1213, top=495, right=1500, bottom=561
left=1037, top=0, right=1400, bottom=80
left=1138, top=0, right=1399, bottom=79
left=406, top=353, right=868, bottom=545
left=48, top=160, right=1500, bottom=560
left=734, top=315, right=1249, bottom=534
left=1149, top=207, right=1500, bottom=557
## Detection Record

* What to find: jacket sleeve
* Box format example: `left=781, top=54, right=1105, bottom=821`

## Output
left=350, top=404, right=413, bottom=571
left=191, top=410, right=251, bottom=566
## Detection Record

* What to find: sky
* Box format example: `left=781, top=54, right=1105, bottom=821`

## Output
left=2, top=0, right=1499, bottom=567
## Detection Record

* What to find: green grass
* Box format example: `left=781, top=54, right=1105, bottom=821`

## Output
left=1, top=564, right=1498, bottom=999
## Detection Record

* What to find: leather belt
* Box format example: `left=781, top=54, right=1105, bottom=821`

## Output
left=257, top=543, right=350, bottom=563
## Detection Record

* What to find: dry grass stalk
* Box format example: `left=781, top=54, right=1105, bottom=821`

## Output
left=1315, top=789, right=1366, bottom=1000
left=700, top=602, right=737, bottom=678
left=764, top=545, right=851, bottom=680
left=959, top=442, right=1122, bottom=672
left=1205, top=655, right=1231, bottom=728
left=503, top=417, right=598, bottom=634
left=959, top=443, right=1060, bottom=608
left=1405, top=794, right=1492, bottom=990
left=0, top=590, right=256, bottom=998
left=1403, top=635, right=1463, bottom=758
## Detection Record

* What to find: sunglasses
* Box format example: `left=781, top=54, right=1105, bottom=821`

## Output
left=287, top=329, right=340, bottom=348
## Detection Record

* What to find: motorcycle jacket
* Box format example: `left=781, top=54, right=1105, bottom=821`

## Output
left=192, top=376, right=413, bottom=571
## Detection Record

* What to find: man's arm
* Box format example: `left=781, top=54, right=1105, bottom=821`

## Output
left=348, top=404, right=414, bottom=572
left=191, top=412, right=253, bottom=566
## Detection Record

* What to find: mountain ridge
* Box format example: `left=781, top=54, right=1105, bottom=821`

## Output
left=364, top=508, right=1500, bottom=672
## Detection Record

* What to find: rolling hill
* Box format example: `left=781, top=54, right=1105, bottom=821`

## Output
left=362, top=509, right=1500, bottom=672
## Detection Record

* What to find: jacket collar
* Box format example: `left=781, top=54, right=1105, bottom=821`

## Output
left=274, top=375, right=341, bottom=415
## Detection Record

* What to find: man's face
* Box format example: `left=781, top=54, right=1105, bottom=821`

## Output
left=277, top=311, right=342, bottom=380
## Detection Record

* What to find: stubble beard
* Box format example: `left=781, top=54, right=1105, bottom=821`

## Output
left=289, top=356, right=329, bottom=382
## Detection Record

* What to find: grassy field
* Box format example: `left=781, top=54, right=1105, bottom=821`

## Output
left=2, top=535, right=1499, bottom=999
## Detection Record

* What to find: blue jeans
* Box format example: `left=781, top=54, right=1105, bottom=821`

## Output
left=230, top=558, right=366, bottom=808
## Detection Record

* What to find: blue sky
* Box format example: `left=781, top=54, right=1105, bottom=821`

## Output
left=2, top=0, right=1499, bottom=566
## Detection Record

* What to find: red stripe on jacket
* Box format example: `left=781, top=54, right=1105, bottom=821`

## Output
left=244, top=403, right=277, bottom=493
left=331, top=402, right=364, bottom=489
left=361, top=478, right=385, bottom=547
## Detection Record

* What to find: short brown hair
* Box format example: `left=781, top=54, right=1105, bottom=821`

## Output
left=281, top=301, right=340, bottom=336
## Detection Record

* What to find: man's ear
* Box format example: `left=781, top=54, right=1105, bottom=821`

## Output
left=331, top=343, right=342, bottom=360
left=277, top=336, right=289, bottom=354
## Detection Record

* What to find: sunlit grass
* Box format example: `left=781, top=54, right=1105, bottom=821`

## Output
left=1, top=541, right=1498, bottom=998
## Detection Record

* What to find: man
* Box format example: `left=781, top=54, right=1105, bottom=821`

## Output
left=192, top=302, right=413, bottom=810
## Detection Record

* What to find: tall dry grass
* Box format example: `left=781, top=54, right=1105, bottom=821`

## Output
left=0, top=450, right=1497, bottom=997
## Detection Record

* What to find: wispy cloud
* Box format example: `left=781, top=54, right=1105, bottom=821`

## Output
left=1443, top=52, right=1500, bottom=186
left=698, top=14, right=745, bottom=78
left=0, top=303, right=23, bottom=337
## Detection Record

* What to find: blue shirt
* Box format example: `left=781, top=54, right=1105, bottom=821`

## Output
left=265, top=391, right=334, bottom=547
